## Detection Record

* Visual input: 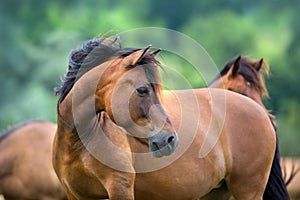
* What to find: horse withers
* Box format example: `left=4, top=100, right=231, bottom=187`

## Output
left=53, top=37, right=277, bottom=199
left=0, top=120, right=66, bottom=200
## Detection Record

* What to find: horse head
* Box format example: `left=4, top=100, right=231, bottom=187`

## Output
left=56, top=38, right=178, bottom=158
left=209, top=55, right=269, bottom=108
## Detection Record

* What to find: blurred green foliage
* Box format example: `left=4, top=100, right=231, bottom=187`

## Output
left=0, top=0, right=299, bottom=155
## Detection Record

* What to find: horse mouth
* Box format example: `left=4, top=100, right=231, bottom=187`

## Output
left=149, top=133, right=178, bottom=157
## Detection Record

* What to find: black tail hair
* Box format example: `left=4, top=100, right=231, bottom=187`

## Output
left=263, top=133, right=290, bottom=200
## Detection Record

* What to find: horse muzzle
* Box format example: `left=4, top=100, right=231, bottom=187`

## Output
left=149, top=131, right=178, bottom=157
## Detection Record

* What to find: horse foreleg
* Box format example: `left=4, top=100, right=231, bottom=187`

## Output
left=65, top=191, right=78, bottom=200
left=102, top=173, right=135, bottom=200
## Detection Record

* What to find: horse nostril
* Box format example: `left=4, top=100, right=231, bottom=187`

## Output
left=167, top=135, right=175, bottom=144
left=151, top=141, right=159, bottom=150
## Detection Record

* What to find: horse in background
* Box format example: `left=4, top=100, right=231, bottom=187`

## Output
left=0, top=120, right=66, bottom=200
left=53, top=37, right=277, bottom=199
left=209, top=56, right=270, bottom=111
left=209, top=55, right=290, bottom=199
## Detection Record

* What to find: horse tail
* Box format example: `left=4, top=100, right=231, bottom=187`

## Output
left=263, top=135, right=290, bottom=200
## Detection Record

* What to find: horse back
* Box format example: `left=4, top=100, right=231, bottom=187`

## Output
left=163, top=88, right=276, bottom=156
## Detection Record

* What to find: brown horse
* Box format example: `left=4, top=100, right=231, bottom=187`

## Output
left=53, top=37, right=277, bottom=199
left=281, top=157, right=300, bottom=199
left=208, top=56, right=270, bottom=109
left=209, top=56, right=290, bottom=199
left=0, top=120, right=66, bottom=200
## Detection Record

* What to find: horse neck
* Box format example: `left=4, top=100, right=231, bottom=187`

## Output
left=57, top=90, right=104, bottom=155
left=58, top=61, right=113, bottom=131
left=126, top=135, right=149, bottom=154
left=57, top=91, right=75, bottom=131
left=251, top=93, right=265, bottom=109
left=249, top=92, right=278, bottom=130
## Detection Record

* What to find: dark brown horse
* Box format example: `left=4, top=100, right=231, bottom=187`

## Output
left=53, top=37, right=277, bottom=199
left=209, top=56, right=290, bottom=199
left=0, top=120, right=66, bottom=200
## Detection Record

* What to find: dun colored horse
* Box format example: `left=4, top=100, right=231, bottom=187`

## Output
left=53, top=37, right=277, bottom=199
left=209, top=55, right=290, bottom=199
left=0, top=120, right=66, bottom=200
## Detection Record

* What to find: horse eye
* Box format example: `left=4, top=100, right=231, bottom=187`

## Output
left=136, top=87, right=149, bottom=97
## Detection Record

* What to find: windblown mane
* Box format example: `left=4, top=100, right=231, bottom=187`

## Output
left=55, top=37, right=161, bottom=104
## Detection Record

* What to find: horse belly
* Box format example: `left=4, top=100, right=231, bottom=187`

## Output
left=134, top=173, right=204, bottom=199
left=133, top=146, right=225, bottom=200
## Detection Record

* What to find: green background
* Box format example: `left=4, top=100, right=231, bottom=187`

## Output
left=0, top=0, right=299, bottom=155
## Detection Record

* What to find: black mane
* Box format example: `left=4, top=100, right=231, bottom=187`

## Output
left=55, top=37, right=159, bottom=104
left=208, top=56, right=238, bottom=86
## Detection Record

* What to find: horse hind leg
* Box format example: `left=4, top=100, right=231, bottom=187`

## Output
left=226, top=174, right=265, bottom=200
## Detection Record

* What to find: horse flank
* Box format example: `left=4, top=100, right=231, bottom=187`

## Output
left=209, top=55, right=289, bottom=199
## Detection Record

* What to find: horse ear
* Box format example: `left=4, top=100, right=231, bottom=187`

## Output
left=254, top=58, right=263, bottom=71
left=149, top=48, right=161, bottom=57
left=232, top=56, right=241, bottom=77
left=124, top=45, right=152, bottom=66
